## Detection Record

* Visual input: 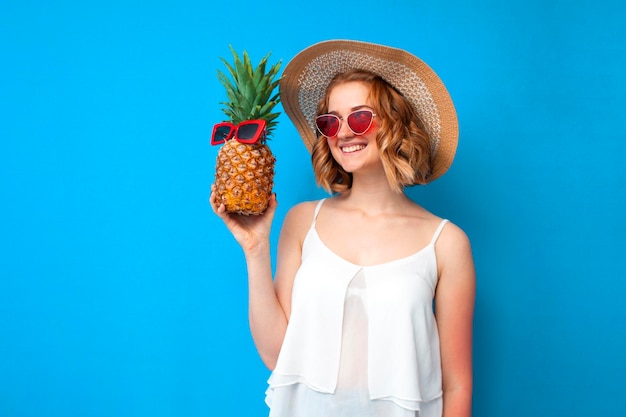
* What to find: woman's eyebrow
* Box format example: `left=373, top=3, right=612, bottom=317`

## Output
left=327, top=104, right=374, bottom=116
left=351, top=104, right=374, bottom=111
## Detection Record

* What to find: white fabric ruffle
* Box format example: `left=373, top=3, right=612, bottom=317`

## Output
left=266, top=382, right=442, bottom=417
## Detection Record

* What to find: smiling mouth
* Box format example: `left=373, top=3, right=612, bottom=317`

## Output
left=341, top=144, right=367, bottom=153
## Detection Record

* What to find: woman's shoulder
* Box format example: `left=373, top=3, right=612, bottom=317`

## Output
left=286, top=199, right=323, bottom=219
left=281, top=199, right=324, bottom=236
left=405, top=203, right=470, bottom=248
left=435, top=218, right=473, bottom=263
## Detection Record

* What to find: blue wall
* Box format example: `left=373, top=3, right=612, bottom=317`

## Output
left=1, top=0, right=625, bottom=416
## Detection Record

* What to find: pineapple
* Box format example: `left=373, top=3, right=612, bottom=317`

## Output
left=213, top=46, right=281, bottom=215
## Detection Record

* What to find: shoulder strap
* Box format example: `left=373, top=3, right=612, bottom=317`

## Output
left=430, top=219, right=449, bottom=245
left=311, top=199, right=326, bottom=227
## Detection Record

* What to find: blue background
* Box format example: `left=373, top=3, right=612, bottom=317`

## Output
left=1, top=0, right=625, bottom=416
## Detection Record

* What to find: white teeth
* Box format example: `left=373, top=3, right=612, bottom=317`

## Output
left=342, top=144, right=366, bottom=153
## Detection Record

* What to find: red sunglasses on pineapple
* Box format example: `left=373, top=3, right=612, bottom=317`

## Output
left=211, top=119, right=266, bottom=145
left=315, top=109, right=377, bottom=138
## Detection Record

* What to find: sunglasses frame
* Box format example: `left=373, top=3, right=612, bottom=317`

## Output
left=211, top=119, right=267, bottom=145
left=315, top=109, right=377, bottom=138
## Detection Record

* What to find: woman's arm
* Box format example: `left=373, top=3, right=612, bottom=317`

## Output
left=435, top=222, right=476, bottom=417
left=245, top=202, right=311, bottom=369
left=210, top=188, right=311, bottom=369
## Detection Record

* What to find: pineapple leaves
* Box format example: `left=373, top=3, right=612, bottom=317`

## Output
left=216, top=45, right=282, bottom=140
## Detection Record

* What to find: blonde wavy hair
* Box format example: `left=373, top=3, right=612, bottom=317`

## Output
left=311, top=69, right=432, bottom=194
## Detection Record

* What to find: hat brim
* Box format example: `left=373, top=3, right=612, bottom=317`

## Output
left=279, top=39, right=458, bottom=182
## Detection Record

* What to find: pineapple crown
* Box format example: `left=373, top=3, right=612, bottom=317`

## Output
left=217, top=46, right=282, bottom=140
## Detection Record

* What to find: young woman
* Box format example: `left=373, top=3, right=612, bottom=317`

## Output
left=210, top=40, right=475, bottom=417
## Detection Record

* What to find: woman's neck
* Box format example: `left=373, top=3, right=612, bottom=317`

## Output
left=338, top=173, right=411, bottom=214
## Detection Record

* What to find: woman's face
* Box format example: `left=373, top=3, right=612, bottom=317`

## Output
left=326, top=81, right=382, bottom=174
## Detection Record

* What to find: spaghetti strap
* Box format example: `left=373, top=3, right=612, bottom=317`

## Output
left=430, top=219, right=449, bottom=245
left=311, top=199, right=326, bottom=227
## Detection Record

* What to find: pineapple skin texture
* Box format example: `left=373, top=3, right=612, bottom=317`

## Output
left=214, top=140, right=276, bottom=215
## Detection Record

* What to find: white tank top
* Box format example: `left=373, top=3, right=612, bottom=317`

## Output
left=266, top=199, right=447, bottom=416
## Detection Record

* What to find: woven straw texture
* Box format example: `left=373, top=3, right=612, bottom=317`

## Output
left=280, top=40, right=458, bottom=182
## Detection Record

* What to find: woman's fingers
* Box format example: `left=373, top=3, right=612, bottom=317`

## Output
left=263, top=193, right=278, bottom=221
left=208, top=190, right=280, bottom=251
left=209, top=185, right=226, bottom=215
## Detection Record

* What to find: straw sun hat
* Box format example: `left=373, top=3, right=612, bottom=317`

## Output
left=279, top=39, right=458, bottom=182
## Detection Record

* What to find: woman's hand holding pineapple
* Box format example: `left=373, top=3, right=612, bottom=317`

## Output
left=210, top=184, right=278, bottom=254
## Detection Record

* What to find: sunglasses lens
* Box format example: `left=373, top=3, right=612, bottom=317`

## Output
left=212, top=124, right=233, bottom=145
left=237, top=124, right=260, bottom=140
left=235, top=120, right=266, bottom=144
left=316, top=115, right=340, bottom=137
left=347, top=110, right=373, bottom=134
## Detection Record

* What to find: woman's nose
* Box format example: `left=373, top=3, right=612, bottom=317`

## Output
left=336, top=118, right=353, bottom=139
